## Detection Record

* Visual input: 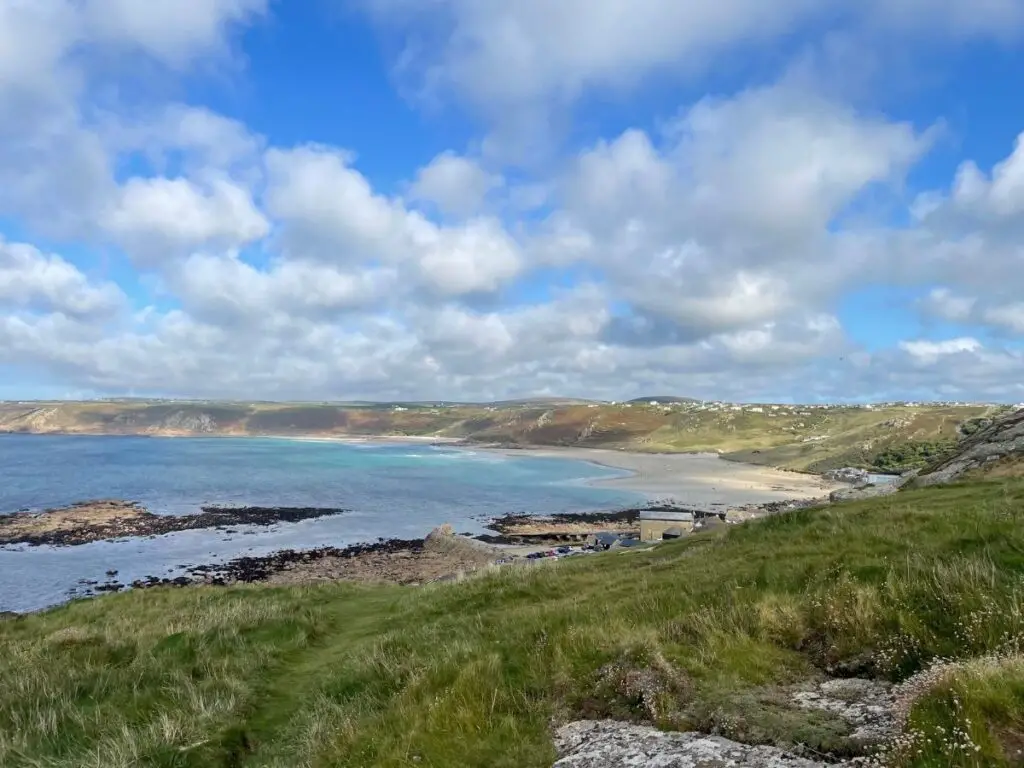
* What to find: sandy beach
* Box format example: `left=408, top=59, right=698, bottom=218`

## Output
left=287, top=436, right=844, bottom=507
left=486, top=447, right=843, bottom=507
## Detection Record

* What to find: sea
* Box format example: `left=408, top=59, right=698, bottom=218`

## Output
left=0, top=434, right=643, bottom=613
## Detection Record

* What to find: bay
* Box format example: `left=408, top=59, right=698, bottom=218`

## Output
left=0, top=434, right=642, bottom=612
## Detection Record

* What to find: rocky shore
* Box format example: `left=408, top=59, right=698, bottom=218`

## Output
left=5, top=493, right=846, bottom=609
left=0, top=500, right=349, bottom=547
left=81, top=525, right=511, bottom=596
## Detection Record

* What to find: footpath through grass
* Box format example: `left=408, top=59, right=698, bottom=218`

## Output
left=4, top=480, right=1024, bottom=767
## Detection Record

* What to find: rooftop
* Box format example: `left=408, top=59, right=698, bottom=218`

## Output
left=639, top=511, right=695, bottom=522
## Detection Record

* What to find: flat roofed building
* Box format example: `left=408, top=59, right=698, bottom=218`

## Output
left=639, top=510, right=694, bottom=541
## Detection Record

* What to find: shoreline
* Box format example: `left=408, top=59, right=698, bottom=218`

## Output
left=1, top=437, right=846, bottom=612
left=472, top=445, right=842, bottom=507
left=1, top=431, right=840, bottom=507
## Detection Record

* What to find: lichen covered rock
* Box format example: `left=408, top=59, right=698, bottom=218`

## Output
left=552, top=720, right=851, bottom=767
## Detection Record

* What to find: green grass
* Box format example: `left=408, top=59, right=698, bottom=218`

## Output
left=889, top=655, right=1024, bottom=767
left=4, top=480, right=1024, bottom=766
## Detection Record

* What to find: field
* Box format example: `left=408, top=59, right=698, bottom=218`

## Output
left=0, top=400, right=1007, bottom=473
left=4, top=478, right=1024, bottom=766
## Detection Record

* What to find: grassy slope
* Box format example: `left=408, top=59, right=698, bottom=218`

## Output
left=4, top=479, right=1024, bottom=767
left=0, top=401, right=1005, bottom=472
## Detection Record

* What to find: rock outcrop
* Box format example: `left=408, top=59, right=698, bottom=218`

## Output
left=914, top=407, right=1024, bottom=485
left=792, top=678, right=897, bottom=746
left=829, top=484, right=901, bottom=503
left=552, top=721, right=849, bottom=767
left=825, top=467, right=871, bottom=486
left=0, top=501, right=350, bottom=547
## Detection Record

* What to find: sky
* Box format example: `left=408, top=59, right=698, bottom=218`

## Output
left=2, top=1, right=1024, bottom=404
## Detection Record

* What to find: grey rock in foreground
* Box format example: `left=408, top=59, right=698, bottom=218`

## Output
left=828, top=483, right=901, bottom=503
left=552, top=721, right=850, bottom=767
left=792, top=679, right=896, bottom=745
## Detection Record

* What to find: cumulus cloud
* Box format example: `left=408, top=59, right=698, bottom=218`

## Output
left=0, top=238, right=124, bottom=319
left=363, top=0, right=1024, bottom=112
left=0, top=0, right=269, bottom=240
left=409, top=151, right=503, bottom=216
left=103, top=175, right=270, bottom=262
left=1, top=2, right=1024, bottom=403
left=170, top=255, right=397, bottom=322
left=900, top=337, right=982, bottom=362
left=83, top=0, right=267, bottom=67
left=538, top=84, right=930, bottom=341
left=265, top=145, right=523, bottom=295
left=948, top=132, right=1024, bottom=219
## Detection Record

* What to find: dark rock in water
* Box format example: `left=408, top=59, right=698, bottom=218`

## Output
left=105, top=569, right=118, bottom=577
left=0, top=500, right=351, bottom=547
left=93, top=583, right=124, bottom=593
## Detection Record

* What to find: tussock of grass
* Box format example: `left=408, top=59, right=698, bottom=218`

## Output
left=4, top=480, right=1024, bottom=766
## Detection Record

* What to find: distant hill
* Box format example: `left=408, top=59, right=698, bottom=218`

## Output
left=0, top=399, right=1008, bottom=474
left=626, top=396, right=699, bottom=405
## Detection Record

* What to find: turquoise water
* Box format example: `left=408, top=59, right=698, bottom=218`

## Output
left=0, top=435, right=642, bottom=612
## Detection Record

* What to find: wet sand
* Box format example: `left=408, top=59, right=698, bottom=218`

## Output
left=485, top=447, right=842, bottom=507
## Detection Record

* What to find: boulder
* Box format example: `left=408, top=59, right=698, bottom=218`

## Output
left=828, top=484, right=901, bottom=502
left=423, top=523, right=502, bottom=563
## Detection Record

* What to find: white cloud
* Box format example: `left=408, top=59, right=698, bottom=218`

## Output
left=917, top=288, right=1024, bottom=338
left=899, top=337, right=982, bottom=363
left=0, top=0, right=270, bottom=244
left=364, top=0, right=1024, bottom=113
left=109, top=105, right=264, bottom=173
left=948, top=132, right=1024, bottom=218
left=3, top=3, right=1024, bottom=404
left=83, top=0, right=267, bottom=67
left=171, top=254, right=397, bottom=321
left=0, top=1, right=77, bottom=95
left=366, top=0, right=821, bottom=108
left=409, top=217, right=522, bottom=295
left=409, top=151, right=503, bottom=216
left=102, top=175, right=270, bottom=262
left=265, top=145, right=403, bottom=262
left=982, top=303, right=1024, bottom=335
left=0, top=238, right=124, bottom=318
left=265, top=145, right=523, bottom=294
left=542, top=84, right=930, bottom=338
left=919, top=287, right=977, bottom=323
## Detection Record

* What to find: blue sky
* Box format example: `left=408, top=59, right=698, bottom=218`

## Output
left=2, top=0, right=1024, bottom=403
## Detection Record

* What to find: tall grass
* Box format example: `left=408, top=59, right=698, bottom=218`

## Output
left=3, top=479, right=1024, bottom=766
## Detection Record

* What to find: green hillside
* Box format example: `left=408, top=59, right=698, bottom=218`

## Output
left=0, top=400, right=1006, bottom=474
left=4, top=478, right=1024, bottom=766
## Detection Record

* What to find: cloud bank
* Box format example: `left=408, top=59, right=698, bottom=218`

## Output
left=1, top=0, right=1023, bottom=403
